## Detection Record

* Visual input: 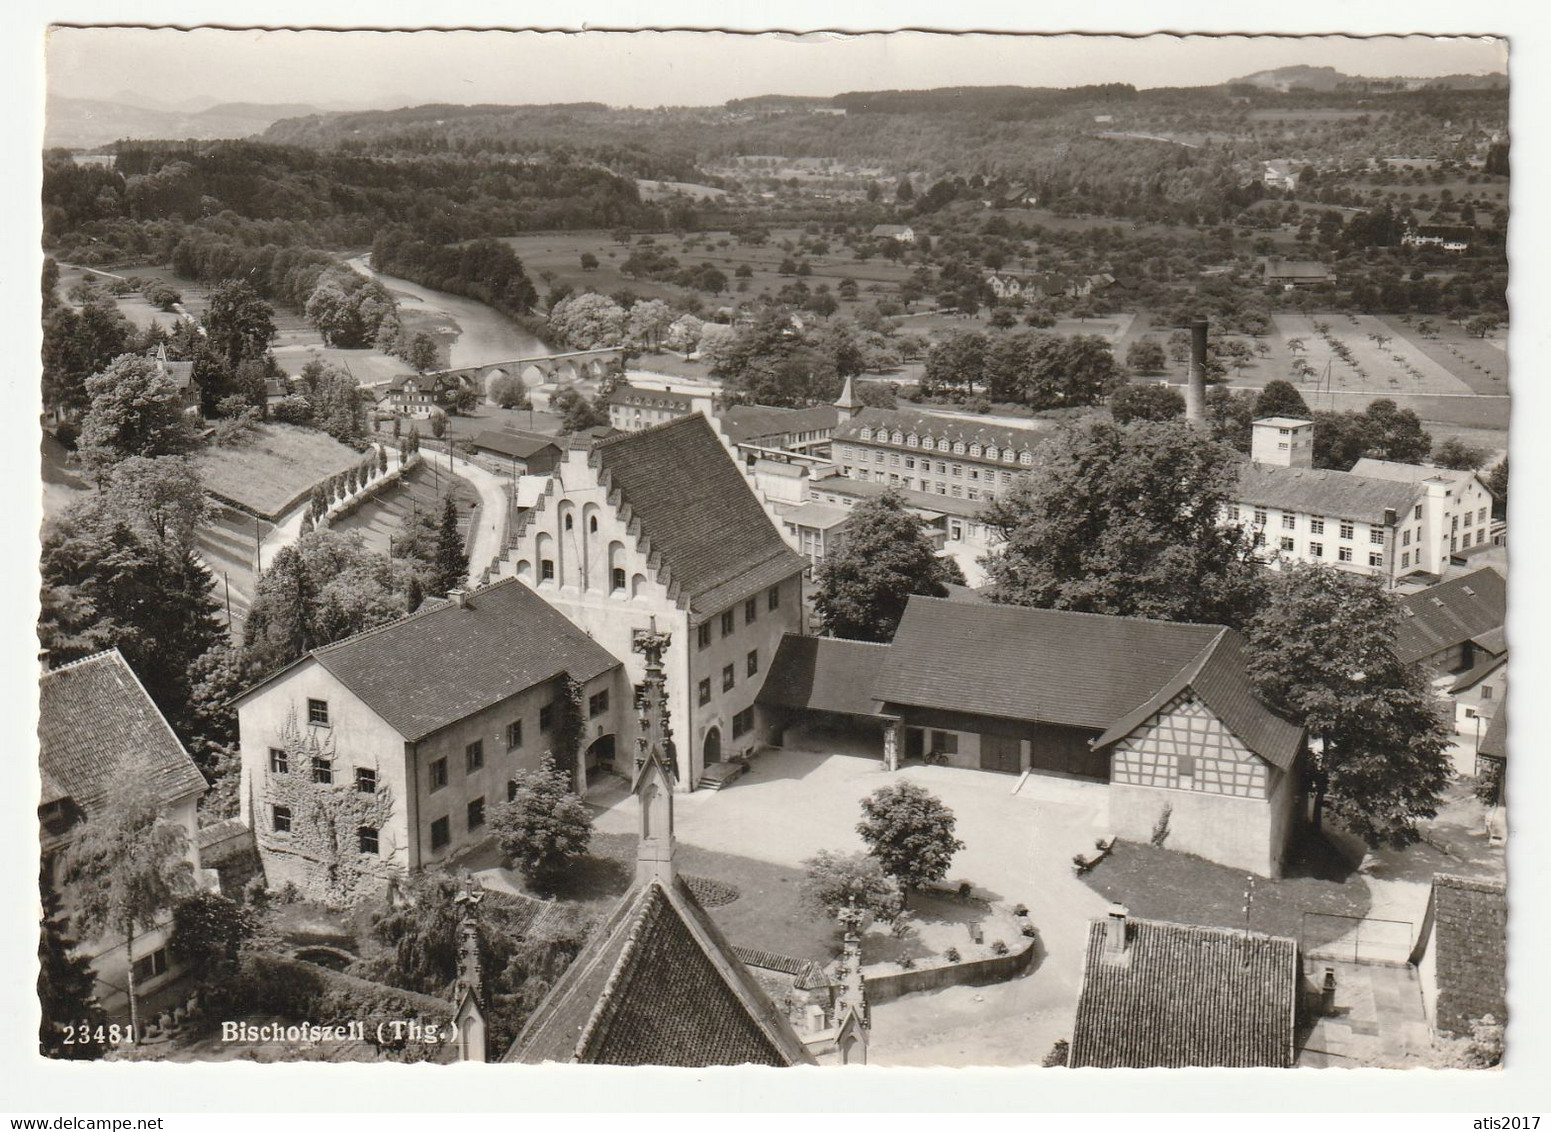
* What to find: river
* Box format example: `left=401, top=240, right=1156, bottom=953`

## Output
left=345, top=254, right=551, bottom=369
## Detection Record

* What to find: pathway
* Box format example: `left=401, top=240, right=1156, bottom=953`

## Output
left=420, top=444, right=510, bottom=579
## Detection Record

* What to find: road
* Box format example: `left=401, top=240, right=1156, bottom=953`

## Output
left=344, top=255, right=549, bottom=369
left=420, top=444, right=511, bottom=580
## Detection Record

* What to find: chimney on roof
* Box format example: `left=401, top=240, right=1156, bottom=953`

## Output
left=1104, top=903, right=1129, bottom=956
left=449, top=588, right=472, bottom=609
left=1185, top=318, right=1208, bottom=425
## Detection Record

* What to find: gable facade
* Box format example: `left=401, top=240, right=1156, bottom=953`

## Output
left=1107, top=691, right=1299, bottom=876
left=489, top=441, right=806, bottom=789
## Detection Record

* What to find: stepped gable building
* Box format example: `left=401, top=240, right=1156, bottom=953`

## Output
left=1393, top=566, right=1506, bottom=670
left=830, top=407, right=1049, bottom=504
left=489, top=413, right=809, bottom=789
left=39, top=650, right=213, bottom=1017
left=1070, top=905, right=1300, bottom=1068
left=758, top=596, right=1304, bottom=876
left=505, top=631, right=813, bottom=1067
left=233, top=580, right=631, bottom=900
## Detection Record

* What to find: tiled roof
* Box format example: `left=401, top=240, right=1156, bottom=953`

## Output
left=876, top=597, right=1223, bottom=732
left=1070, top=916, right=1299, bottom=1068
left=808, top=473, right=991, bottom=521
left=1094, top=629, right=1304, bottom=771
left=38, top=650, right=207, bottom=817
left=608, top=386, right=698, bottom=411
left=1350, top=459, right=1487, bottom=495
left=1449, top=650, right=1506, bottom=695
left=590, top=414, right=807, bottom=615
left=1477, top=709, right=1506, bottom=760
left=1234, top=461, right=1421, bottom=525
left=719, top=403, right=839, bottom=446
left=779, top=501, right=852, bottom=531
left=234, top=578, right=619, bottom=742
left=834, top=407, right=1050, bottom=456
left=505, top=876, right=812, bottom=1066
left=757, top=635, right=891, bottom=718
left=469, top=429, right=562, bottom=460
left=1393, top=567, right=1506, bottom=666
left=387, top=372, right=460, bottom=394
left=1470, top=626, right=1506, bottom=656
left=1419, top=875, right=1508, bottom=1037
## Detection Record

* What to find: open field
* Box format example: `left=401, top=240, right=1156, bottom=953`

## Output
left=636, top=179, right=728, bottom=201
left=1269, top=312, right=1474, bottom=396
left=195, top=504, right=274, bottom=627
left=193, top=423, right=370, bottom=519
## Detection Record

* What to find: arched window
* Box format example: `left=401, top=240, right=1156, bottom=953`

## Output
left=589, top=515, right=598, bottom=534
left=564, top=513, right=574, bottom=532
left=612, top=567, right=627, bottom=593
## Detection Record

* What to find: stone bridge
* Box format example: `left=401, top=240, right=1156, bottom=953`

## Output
left=449, top=347, right=627, bottom=399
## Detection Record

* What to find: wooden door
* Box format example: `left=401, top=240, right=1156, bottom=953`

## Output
left=980, top=733, right=1022, bottom=774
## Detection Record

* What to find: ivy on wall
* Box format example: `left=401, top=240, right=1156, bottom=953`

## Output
left=253, top=703, right=401, bottom=906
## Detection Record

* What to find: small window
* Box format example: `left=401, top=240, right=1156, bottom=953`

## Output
left=132, top=948, right=169, bottom=983
left=1338, top=547, right=1354, bottom=563
left=698, top=622, right=713, bottom=650
left=589, top=515, right=599, bottom=533
left=358, top=826, right=379, bottom=855
left=1403, top=529, right=1412, bottom=546
left=1478, top=507, right=1487, bottom=523
left=1414, top=504, right=1423, bottom=520
left=589, top=690, right=610, bottom=717
left=540, top=559, right=555, bottom=581
left=506, top=720, right=523, bottom=750
left=930, top=730, right=959, bottom=755
left=356, top=767, right=377, bottom=794
left=1310, top=517, right=1325, bottom=535
left=1481, top=685, right=1494, bottom=701
left=1310, top=542, right=1324, bottom=558
left=767, top=584, right=781, bottom=612
left=430, top=757, right=448, bottom=792
left=1463, top=511, right=1473, bottom=528
left=272, top=805, right=292, bottom=833
left=698, top=678, right=712, bottom=706
left=268, top=748, right=288, bottom=775
left=611, top=566, right=627, bottom=592
left=307, top=698, right=330, bottom=726
left=507, top=779, right=518, bottom=803
left=540, top=701, right=555, bottom=731
left=466, top=740, right=484, bottom=774
left=430, top=816, right=451, bottom=851
left=311, top=757, right=333, bottom=785
left=1253, top=508, right=1267, bottom=527
left=1228, top=505, right=1239, bottom=521
left=732, top=707, right=754, bottom=738
left=1340, top=521, right=1355, bottom=540
left=467, top=797, right=486, bottom=831
left=1371, top=528, right=1385, bottom=545
left=1176, top=755, right=1195, bottom=778
left=1280, top=537, right=1295, bottom=552
left=722, top=664, right=735, bottom=692
left=720, top=610, right=735, bottom=637
left=1401, top=551, right=1411, bottom=568
left=1369, top=552, right=1384, bottom=567
left=747, top=649, right=759, bottom=677
left=564, top=514, right=573, bottom=532
left=1281, top=514, right=1296, bottom=531
left=1254, top=531, right=1266, bottom=548
left=744, top=597, right=758, bottom=625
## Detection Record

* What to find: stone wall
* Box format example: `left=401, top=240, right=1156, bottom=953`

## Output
left=863, top=933, right=1037, bottom=1006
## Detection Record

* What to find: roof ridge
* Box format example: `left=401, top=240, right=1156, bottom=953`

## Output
left=1104, top=913, right=1298, bottom=947
left=41, top=648, right=125, bottom=677
left=1434, top=873, right=1506, bottom=895
left=911, top=594, right=1227, bottom=632
left=311, top=574, right=535, bottom=657
left=811, top=634, right=894, bottom=648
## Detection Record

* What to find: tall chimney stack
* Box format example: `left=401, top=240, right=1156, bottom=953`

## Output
left=1185, top=318, right=1208, bottom=425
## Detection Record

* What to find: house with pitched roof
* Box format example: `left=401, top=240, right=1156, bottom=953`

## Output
left=1070, top=905, right=1300, bottom=1067
left=1410, top=874, right=1507, bottom=1038
left=149, top=343, right=199, bottom=416
left=1262, top=256, right=1334, bottom=288
left=467, top=429, right=564, bottom=477
left=1225, top=419, right=1495, bottom=585
left=1393, top=567, right=1506, bottom=671
left=488, top=414, right=810, bottom=789
left=606, top=384, right=700, bottom=432
left=831, top=406, right=1048, bottom=505
left=233, top=580, right=631, bottom=900
left=758, top=596, right=1305, bottom=876
left=504, top=632, right=814, bottom=1066
left=39, top=650, right=213, bottom=1017
left=382, top=371, right=471, bottom=418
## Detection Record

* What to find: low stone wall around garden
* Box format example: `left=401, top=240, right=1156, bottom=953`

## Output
left=862, top=932, right=1038, bottom=1006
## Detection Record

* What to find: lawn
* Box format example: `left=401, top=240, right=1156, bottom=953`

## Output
left=1078, top=831, right=1373, bottom=950
left=329, top=458, right=481, bottom=560
left=193, top=423, right=371, bottom=519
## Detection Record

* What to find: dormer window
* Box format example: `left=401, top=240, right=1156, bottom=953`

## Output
left=986, top=446, right=999, bottom=461
left=1019, top=452, right=1033, bottom=466
left=859, top=427, right=873, bottom=440
left=969, top=444, right=982, bottom=458
left=891, top=430, right=904, bottom=444
left=907, top=434, right=919, bottom=447
left=953, top=442, right=966, bottom=455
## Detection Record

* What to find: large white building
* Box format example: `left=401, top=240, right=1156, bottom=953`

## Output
left=1227, top=418, right=1496, bottom=586
left=488, top=414, right=810, bottom=789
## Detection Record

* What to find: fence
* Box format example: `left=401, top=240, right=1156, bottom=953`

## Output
left=1301, top=912, right=1415, bottom=966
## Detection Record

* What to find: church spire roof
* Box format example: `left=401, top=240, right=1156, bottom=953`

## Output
left=835, top=374, right=860, bottom=410
left=451, top=878, right=489, bottom=1062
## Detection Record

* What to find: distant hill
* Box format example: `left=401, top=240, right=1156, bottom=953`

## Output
left=724, top=94, right=836, bottom=111
left=45, top=95, right=325, bottom=150
left=1226, top=65, right=1506, bottom=93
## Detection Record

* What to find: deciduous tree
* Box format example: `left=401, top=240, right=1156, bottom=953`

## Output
left=1254, top=380, right=1311, bottom=420
left=856, top=782, right=964, bottom=898
left=983, top=419, right=1265, bottom=630
left=492, top=755, right=594, bottom=890
left=76, top=356, right=200, bottom=477
left=814, top=492, right=954, bottom=642
left=799, top=850, right=903, bottom=925
left=1245, top=564, right=1452, bottom=846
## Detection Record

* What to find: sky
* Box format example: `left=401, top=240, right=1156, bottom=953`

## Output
left=45, top=26, right=1507, bottom=111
